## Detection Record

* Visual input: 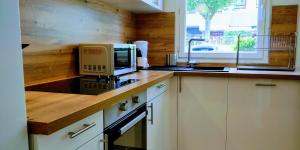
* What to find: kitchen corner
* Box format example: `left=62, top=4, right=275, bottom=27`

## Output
left=26, top=71, right=173, bottom=135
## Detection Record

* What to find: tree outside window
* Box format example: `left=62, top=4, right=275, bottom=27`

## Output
left=185, top=0, right=258, bottom=53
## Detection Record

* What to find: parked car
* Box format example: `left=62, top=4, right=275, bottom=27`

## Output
left=192, top=44, right=216, bottom=51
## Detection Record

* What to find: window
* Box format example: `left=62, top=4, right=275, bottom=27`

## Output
left=178, top=0, right=271, bottom=63
left=234, top=0, right=247, bottom=9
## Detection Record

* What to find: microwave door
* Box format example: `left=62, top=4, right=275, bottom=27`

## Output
left=114, top=48, right=131, bottom=70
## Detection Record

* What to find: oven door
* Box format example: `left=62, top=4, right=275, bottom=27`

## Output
left=114, top=47, right=136, bottom=76
left=104, top=105, right=146, bottom=150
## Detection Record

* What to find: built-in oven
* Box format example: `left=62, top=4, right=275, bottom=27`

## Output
left=103, top=93, right=147, bottom=150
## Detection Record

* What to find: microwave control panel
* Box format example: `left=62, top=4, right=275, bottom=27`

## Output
left=79, top=44, right=113, bottom=76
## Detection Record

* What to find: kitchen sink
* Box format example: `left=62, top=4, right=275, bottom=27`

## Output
left=145, top=66, right=230, bottom=72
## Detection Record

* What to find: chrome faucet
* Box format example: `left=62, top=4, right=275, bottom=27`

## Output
left=187, top=38, right=205, bottom=67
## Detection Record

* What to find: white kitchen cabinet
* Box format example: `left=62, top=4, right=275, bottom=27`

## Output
left=227, top=78, right=300, bottom=150
left=147, top=78, right=177, bottom=150
left=30, top=111, right=104, bottom=150
left=178, top=76, right=228, bottom=150
left=99, top=0, right=164, bottom=13
left=76, top=134, right=104, bottom=150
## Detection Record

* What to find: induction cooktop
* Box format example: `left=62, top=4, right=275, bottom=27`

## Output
left=25, top=76, right=140, bottom=95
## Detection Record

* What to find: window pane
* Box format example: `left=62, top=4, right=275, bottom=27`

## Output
left=186, top=0, right=259, bottom=54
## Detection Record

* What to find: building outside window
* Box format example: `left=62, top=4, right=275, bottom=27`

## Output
left=179, top=0, right=271, bottom=63
left=234, top=0, right=247, bottom=9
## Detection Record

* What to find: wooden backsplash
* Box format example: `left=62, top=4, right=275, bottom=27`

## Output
left=20, top=0, right=136, bottom=85
left=135, top=13, right=175, bottom=66
left=269, top=5, right=298, bottom=67
left=271, top=5, right=298, bottom=35
left=21, top=0, right=297, bottom=85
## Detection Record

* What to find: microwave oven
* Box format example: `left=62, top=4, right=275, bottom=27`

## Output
left=79, top=44, right=137, bottom=76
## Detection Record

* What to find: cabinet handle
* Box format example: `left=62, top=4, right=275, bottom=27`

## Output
left=103, top=134, right=108, bottom=150
left=148, top=103, right=154, bottom=125
left=179, top=76, right=182, bottom=93
left=68, top=122, right=96, bottom=139
left=120, top=112, right=146, bottom=134
left=255, top=83, right=277, bottom=87
left=156, top=84, right=166, bottom=89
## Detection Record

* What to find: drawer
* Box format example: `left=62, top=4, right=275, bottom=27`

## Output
left=147, top=80, right=169, bottom=101
left=76, top=133, right=104, bottom=150
left=30, top=111, right=103, bottom=150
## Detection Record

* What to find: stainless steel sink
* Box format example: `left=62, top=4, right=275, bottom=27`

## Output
left=187, top=66, right=230, bottom=72
left=145, top=66, right=230, bottom=72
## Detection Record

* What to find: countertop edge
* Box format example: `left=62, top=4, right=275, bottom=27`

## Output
left=174, top=69, right=300, bottom=80
left=27, top=71, right=174, bottom=135
left=27, top=69, right=300, bottom=135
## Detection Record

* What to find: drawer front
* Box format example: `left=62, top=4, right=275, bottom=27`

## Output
left=76, top=133, right=104, bottom=150
left=147, top=80, right=169, bottom=101
left=30, top=111, right=103, bottom=150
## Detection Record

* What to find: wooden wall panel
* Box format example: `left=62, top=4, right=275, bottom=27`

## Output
left=271, top=5, right=298, bottom=35
left=20, top=0, right=136, bottom=86
left=269, top=5, right=298, bottom=68
left=135, top=12, right=175, bottom=66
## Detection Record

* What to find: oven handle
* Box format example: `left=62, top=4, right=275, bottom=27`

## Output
left=103, top=134, right=108, bottom=150
left=119, top=112, right=146, bottom=134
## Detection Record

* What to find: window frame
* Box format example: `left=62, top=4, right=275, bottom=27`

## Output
left=234, top=0, right=247, bottom=9
left=177, top=0, right=272, bottom=64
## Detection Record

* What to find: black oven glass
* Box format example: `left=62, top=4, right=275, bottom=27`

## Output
left=114, top=48, right=132, bottom=70
left=105, top=105, right=146, bottom=150
left=113, top=120, right=146, bottom=150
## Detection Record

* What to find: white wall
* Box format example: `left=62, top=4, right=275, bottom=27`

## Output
left=272, top=0, right=298, bottom=6
left=0, top=0, right=29, bottom=150
left=163, top=0, right=176, bottom=12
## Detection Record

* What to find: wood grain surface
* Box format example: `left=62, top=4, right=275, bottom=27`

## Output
left=26, top=71, right=174, bottom=135
left=271, top=5, right=298, bottom=35
left=20, top=0, right=136, bottom=86
left=270, top=5, right=298, bottom=68
left=135, top=12, right=175, bottom=66
left=26, top=68, right=300, bottom=135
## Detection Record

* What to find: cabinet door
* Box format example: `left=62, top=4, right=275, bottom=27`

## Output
left=227, top=78, right=300, bottom=150
left=147, top=78, right=177, bottom=150
left=76, top=134, right=104, bottom=150
left=178, top=77, right=228, bottom=150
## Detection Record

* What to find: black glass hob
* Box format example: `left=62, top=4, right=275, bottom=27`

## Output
left=25, top=77, right=140, bottom=95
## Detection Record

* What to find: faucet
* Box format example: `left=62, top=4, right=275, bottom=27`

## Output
left=187, top=38, right=205, bottom=67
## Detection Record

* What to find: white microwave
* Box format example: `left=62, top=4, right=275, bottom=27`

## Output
left=79, top=44, right=137, bottom=76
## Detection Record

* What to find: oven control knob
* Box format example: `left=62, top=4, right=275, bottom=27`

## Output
left=119, top=101, right=128, bottom=111
left=132, top=96, right=139, bottom=104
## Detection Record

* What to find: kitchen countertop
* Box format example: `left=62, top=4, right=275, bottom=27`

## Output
left=174, top=68, right=300, bottom=80
left=26, top=69, right=300, bottom=135
left=26, top=71, right=174, bottom=135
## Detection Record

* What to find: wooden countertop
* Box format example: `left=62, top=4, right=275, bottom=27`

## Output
left=26, top=69, right=300, bottom=135
left=26, top=71, right=174, bottom=135
left=174, top=68, right=300, bottom=80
